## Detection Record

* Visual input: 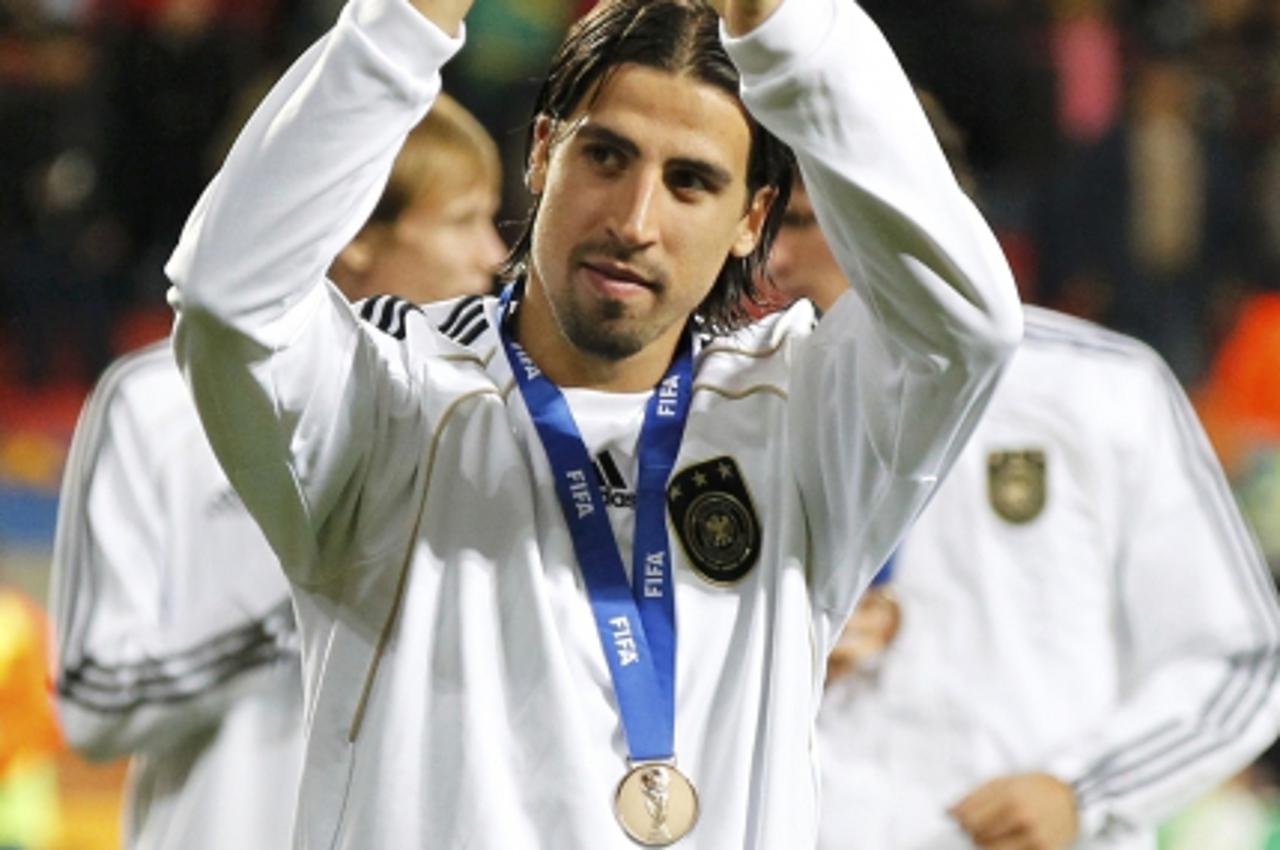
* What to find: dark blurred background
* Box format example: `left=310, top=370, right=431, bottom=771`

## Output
left=3, top=0, right=1280, bottom=847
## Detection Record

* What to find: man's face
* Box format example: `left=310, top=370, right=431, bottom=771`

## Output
left=526, top=64, right=772, bottom=360
left=768, top=185, right=847, bottom=311
left=375, top=180, right=505, bottom=303
left=335, top=179, right=505, bottom=304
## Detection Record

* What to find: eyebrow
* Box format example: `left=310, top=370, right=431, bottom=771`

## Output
left=574, top=122, right=735, bottom=191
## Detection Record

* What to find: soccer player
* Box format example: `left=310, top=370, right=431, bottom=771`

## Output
left=768, top=107, right=1280, bottom=850
left=48, top=94, right=504, bottom=850
left=164, top=0, right=1023, bottom=846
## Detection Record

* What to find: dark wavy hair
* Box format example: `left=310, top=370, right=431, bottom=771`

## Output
left=501, top=0, right=794, bottom=336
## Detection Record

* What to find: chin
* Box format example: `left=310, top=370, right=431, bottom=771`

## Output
left=566, top=322, right=648, bottom=362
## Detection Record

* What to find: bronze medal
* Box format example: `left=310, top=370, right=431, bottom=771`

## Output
left=614, top=762, right=699, bottom=846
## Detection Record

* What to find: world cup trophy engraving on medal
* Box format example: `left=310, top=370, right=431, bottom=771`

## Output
left=641, top=767, right=669, bottom=834
left=615, top=762, right=699, bottom=846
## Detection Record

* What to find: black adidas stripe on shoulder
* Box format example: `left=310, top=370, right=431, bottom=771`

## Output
left=456, top=317, right=489, bottom=346
left=359, top=295, right=422, bottom=341
left=438, top=295, right=489, bottom=345
left=438, top=294, right=482, bottom=336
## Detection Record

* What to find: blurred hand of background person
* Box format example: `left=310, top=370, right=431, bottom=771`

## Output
left=825, top=586, right=901, bottom=683
left=948, top=773, right=1080, bottom=850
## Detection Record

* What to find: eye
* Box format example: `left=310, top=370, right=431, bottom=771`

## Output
left=583, top=142, right=625, bottom=172
left=667, top=168, right=713, bottom=198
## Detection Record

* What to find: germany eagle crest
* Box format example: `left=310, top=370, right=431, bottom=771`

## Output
left=667, top=456, right=761, bottom=584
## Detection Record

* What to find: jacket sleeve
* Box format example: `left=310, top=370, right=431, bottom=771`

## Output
left=722, top=0, right=1024, bottom=633
left=1044, top=353, right=1280, bottom=841
left=165, top=1, right=463, bottom=586
left=48, top=353, right=296, bottom=762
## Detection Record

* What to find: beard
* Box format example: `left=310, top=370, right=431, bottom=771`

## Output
left=556, top=293, right=648, bottom=360
left=544, top=240, right=674, bottom=362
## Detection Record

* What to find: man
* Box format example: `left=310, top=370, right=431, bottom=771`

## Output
left=164, top=0, right=1022, bottom=846
left=768, top=113, right=1280, bottom=850
left=48, top=94, right=504, bottom=850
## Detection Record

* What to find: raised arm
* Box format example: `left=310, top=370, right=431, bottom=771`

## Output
left=166, top=1, right=470, bottom=583
left=49, top=348, right=295, bottom=761
left=721, top=0, right=1022, bottom=619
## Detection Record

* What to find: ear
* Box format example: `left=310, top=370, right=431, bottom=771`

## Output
left=331, top=233, right=377, bottom=300
left=338, top=235, right=375, bottom=275
left=527, top=115, right=556, bottom=196
left=729, top=186, right=777, bottom=259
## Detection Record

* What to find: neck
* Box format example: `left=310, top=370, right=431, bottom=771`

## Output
left=514, top=277, right=684, bottom=393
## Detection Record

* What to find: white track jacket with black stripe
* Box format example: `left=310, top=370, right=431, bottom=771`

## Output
left=819, top=307, right=1280, bottom=850
left=164, top=0, right=1022, bottom=846
left=49, top=340, right=304, bottom=850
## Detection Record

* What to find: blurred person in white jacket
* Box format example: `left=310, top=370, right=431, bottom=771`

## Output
left=162, top=0, right=1023, bottom=845
left=768, top=95, right=1280, bottom=850
left=48, top=92, right=503, bottom=850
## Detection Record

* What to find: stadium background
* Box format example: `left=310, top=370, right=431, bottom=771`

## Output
left=2, top=0, right=1279, bottom=846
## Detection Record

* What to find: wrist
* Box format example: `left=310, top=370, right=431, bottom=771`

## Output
left=408, top=0, right=468, bottom=37
left=722, top=0, right=785, bottom=38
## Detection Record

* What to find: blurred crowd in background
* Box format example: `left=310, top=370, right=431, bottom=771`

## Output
left=2, top=0, right=1280, bottom=847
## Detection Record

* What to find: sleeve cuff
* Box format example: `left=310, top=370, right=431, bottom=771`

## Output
left=1042, top=755, right=1110, bottom=842
left=346, top=0, right=465, bottom=84
left=721, top=0, right=837, bottom=81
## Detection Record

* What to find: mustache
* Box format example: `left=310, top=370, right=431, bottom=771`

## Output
left=569, top=238, right=669, bottom=292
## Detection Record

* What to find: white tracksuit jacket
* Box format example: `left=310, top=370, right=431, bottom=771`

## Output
left=818, top=308, right=1280, bottom=850
left=165, top=0, right=1023, bottom=846
left=49, top=341, right=304, bottom=850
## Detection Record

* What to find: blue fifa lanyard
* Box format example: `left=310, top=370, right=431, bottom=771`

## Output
left=871, top=551, right=896, bottom=587
left=498, top=282, right=693, bottom=762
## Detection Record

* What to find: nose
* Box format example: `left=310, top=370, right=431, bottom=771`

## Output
left=608, top=167, right=661, bottom=249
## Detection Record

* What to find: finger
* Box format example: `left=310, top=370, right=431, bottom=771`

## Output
left=825, top=651, right=854, bottom=683
left=949, top=782, right=1004, bottom=824
left=980, top=833, right=1034, bottom=850
left=952, top=795, right=1013, bottom=839
left=968, top=809, right=1022, bottom=846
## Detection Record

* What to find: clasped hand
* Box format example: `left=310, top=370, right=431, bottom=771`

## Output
left=411, top=0, right=785, bottom=40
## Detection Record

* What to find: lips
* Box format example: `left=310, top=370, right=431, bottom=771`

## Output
left=580, top=260, right=658, bottom=297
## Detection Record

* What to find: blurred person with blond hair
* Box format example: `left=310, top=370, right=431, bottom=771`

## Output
left=329, top=91, right=505, bottom=304
left=48, top=92, right=504, bottom=850
left=769, top=95, right=1280, bottom=850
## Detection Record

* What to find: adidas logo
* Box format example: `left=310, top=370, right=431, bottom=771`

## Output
left=593, top=451, right=636, bottom=509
